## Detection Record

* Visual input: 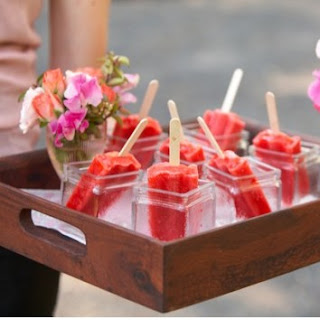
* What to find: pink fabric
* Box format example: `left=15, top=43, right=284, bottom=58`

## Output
left=0, top=0, right=42, bottom=155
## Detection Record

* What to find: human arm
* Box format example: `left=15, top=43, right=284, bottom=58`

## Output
left=49, top=0, right=111, bottom=71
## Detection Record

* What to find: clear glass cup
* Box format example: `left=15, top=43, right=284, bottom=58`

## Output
left=203, top=157, right=281, bottom=227
left=132, top=180, right=215, bottom=241
left=183, top=122, right=249, bottom=156
left=62, top=161, right=142, bottom=229
left=46, top=122, right=107, bottom=179
left=104, top=132, right=168, bottom=169
left=249, top=142, right=320, bottom=207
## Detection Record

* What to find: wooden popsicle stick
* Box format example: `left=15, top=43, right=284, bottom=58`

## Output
left=167, top=100, right=185, bottom=139
left=138, top=79, right=159, bottom=119
left=119, top=118, right=148, bottom=156
left=197, top=116, right=225, bottom=158
left=316, top=39, right=320, bottom=59
left=168, top=100, right=180, bottom=119
left=169, top=118, right=181, bottom=166
left=221, top=68, right=243, bottom=113
left=265, top=91, right=280, bottom=132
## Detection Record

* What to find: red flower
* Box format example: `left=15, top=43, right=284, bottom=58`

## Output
left=101, top=83, right=117, bottom=103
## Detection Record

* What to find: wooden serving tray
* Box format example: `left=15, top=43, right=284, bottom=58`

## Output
left=1, top=120, right=320, bottom=313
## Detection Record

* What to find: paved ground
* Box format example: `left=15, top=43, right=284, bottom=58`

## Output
left=34, top=0, right=320, bottom=316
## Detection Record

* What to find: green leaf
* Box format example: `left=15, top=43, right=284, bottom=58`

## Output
left=37, top=73, right=44, bottom=86
left=119, top=107, right=131, bottom=115
left=95, top=118, right=104, bottom=125
left=117, top=55, right=130, bottom=67
left=39, top=120, right=49, bottom=128
left=79, top=133, right=88, bottom=140
left=94, top=126, right=102, bottom=139
left=108, top=76, right=125, bottom=86
left=106, top=62, right=114, bottom=75
left=18, top=90, right=27, bottom=102
left=113, top=66, right=123, bottom=77
left=112, top=114, right=123, bottom=126
left=54, top=110, right=63, bottom=118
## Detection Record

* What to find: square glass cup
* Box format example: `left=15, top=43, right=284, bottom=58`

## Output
left=249, top=142, right=320, bottom=207
left=183, top=122, right=249, bottom=156
left=62, top=161, right=142, bottom=229
left=132, top=180, right=215, bottom=241
left=203, top=157, right=281, bottom=227
left=105, top=132, right=168, bottom=169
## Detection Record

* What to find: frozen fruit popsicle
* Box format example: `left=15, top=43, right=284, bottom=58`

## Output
left=208, top=150, right=271, bottom=218
left=202, top=109, right=245, bottom=150
left=200, top=69, right=245, bottom=151
left=198, top=116, right=271, bottom=219
left=253, top=130, right=309, bottom=206
left=148, top=118, right=199, bottom=241
left=158, top=100, right=206, bottom=175
left=66, top=119, right=147, bottom=217
left=66, top=151, right=141, bottom=216
left=112, top=114, right=162, bottom=139
left=159, top=138, right=205, bottom=163
left=110, top=80, right=163, bottom=167
left=252, top=92, right=310, bottom=206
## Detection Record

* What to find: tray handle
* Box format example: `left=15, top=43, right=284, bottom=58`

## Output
left=0, top=182, right=96, bottom=270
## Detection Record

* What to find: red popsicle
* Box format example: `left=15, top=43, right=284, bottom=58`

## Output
left=148, top=118, right=199, bottom=241
left=199, top=69, right=245, bottom=151
left=202, top=109, right=245, bottom=150
left=66, top=152, right=141, bottom=216
left=159, top=138, right=205, bottom=163
left=198, top=116, right=271, bottom=219
left=208, top=150, right=271, bottom=218
left=66, top=119, right=147, bottom=217
left=112, top=114, right=162, bottom=139
left=160, top=100, right=205, bottom=175
left=252, top=92, right=310, bottom=206
left=253, top=129, right=309, bottom=206
left=148, top=162, right=199, bottom=241
left=109, top=80, right=163, bottom=167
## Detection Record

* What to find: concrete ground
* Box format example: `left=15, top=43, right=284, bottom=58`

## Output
left=34, top=0, right=320, bottom=316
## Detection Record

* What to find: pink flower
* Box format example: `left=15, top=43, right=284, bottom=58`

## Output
left=308, top=69, right=320, bottom=112
left=49, top=109, right=89, bottom=147
left=20, top=87, right=45, bottom=133
left=113, top=73, right=139, bottom=106
left=64, top=71, right=103, bottom=111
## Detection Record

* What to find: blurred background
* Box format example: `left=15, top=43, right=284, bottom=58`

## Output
left=35, top=0, right=320, bottom=316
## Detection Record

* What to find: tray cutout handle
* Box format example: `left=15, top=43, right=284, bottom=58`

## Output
left=20, top=208, right=87, bottom=258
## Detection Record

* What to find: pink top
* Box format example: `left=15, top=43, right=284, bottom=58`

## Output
left=0, top=0, right=42, bottom=129
left=0, top=0, right=42, bottom=155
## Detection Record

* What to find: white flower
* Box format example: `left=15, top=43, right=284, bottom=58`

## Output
left=316, top=39, right=320, bottom=59
left=19, top=87, right=44, bottom=134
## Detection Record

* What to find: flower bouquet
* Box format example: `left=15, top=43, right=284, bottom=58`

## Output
left=19, top=52, right=139, bottom=178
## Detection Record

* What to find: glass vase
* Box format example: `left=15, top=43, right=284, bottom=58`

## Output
left=46, top=123, right=107, bottom=179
